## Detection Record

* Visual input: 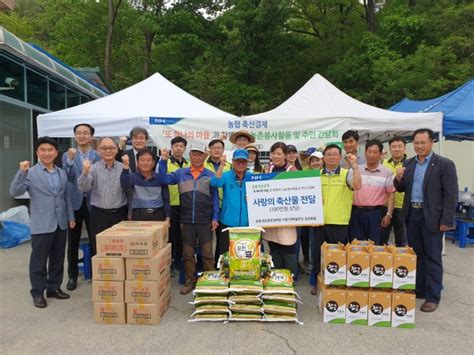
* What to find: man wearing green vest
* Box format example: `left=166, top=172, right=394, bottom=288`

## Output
left=161, top=136, right=190, bottom=274
left=380, top=136, right=408, bottom=246
left=204, top=139, right=232, bottom=264
left=311, top=144, right=361, bottom=294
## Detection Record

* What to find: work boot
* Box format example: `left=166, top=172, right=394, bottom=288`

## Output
left=180, top=279, right=195, bottom=295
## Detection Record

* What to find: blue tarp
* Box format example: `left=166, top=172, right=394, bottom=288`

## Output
left=390, top=80, right=474, bottom=141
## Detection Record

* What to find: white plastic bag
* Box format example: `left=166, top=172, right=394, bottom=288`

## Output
left=0, top=206, right=30, bottom=225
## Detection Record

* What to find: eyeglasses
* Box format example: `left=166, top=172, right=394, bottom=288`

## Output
left=324, top=153, right=340, bottom=157
left=99, top=146, right=117, bottom=151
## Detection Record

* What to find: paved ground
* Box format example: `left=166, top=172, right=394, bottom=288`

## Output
left=1, top=241, right=473, bottom=354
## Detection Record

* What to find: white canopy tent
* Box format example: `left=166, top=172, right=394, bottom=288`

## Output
left=244, top=74, right=443, bottom=150
left=37, top=73, right=238, bottom=147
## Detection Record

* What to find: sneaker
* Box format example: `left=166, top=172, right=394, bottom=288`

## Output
left=180, top=280, right=195, bottom=295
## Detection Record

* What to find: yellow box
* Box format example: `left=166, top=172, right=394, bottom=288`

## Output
left=93, top=302, right=126, bottom=324
left=321, top=243, right=346, bottom=286
left=346, top=245, right=370, bottom=288
left=369, top=246, right=393, bottom=288
left=345, top=289, right=368, bottom=325
left=368, top=289, right=392, bottom=327
left=317, top=275, right=346, bottom=324
left=92, top=256, right=125, bottom=281
left=126, top=243, right=171, bottom=281
left=96, top=227, right=166, bottom=258
left=391, top=291, right=416, bottom=328
left=92, top=280, right=124, bottom=303
left=126, top=287, right=171, bottom=325
left=124, top=269, right=170, bottom=304
left=391, top=246, right=417, bottom=290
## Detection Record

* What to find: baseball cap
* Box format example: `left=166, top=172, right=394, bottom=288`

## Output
left=310, top=150, right=323, bottom=159
left=287, top=144, right=298, bottom=153
left=189, top=142, right=207, bottom=153
left=304, top=147, right=317, bottom=156
left=233, top=149, right=249, bottom=161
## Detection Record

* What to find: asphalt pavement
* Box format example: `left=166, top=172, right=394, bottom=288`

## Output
left=0, top=240, right=473, bottom=354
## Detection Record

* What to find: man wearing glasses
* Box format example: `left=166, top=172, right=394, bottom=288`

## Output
left=78, top=137, right=129, bottom=256
left=62, top=123, right=100, bottom=291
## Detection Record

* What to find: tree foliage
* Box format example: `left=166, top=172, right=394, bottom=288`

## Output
left=1, top=0, right=472, bottom=111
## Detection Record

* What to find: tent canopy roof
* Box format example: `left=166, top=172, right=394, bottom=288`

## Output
left=246, top=74, right=442, bottom=141
left=37, top=73, right=237, bottom=137
left=390, top=79, right=474, bottom=141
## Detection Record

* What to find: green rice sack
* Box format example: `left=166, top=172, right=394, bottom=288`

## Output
left=229, top=228, right=261, bottom=280
left=193, top=271, right=229, bottom=295
left=229, top=279, right=263, bottom=294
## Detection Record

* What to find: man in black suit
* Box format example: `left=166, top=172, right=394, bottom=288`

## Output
left=116, top=126, right=149, bottom=172
left=394, top=128, right=458, bottom=313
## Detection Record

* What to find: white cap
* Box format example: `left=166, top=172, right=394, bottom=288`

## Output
left=189, top=142, right=207, bottom=153
left=310, top=151, right=323, bottom=159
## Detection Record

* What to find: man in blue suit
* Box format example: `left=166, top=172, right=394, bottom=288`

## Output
left=10, top=137, right=75, bottom=308
left=62, top=123, right=100, bottom=291
left=394, top=128, right=458, bottom=313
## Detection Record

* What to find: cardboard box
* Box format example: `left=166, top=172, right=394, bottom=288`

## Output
left=96, top=227, right=165, bottom=258
left=369, top=246, right=393, bottom=288
left=125, top=269, right=170, bottom=304
left=368, top=290, right=392, bottom=327
left=92, top=280, right=124, bottom=303
left=112, top=222, right=169, bottom=248
left=93, top=302, right=126, bottom=324
left=391, top=291, right=416, bottom=328
left=321, top=243, right=346, bottom=286
left=126, top=287, right=171, bottom=325
left=346, top=245, right=370, bottom=288
left=351, top=239, right=374, bottom=247
left=126, top=243, right=172, bottom=281
left=345, top=289, right=368, bottom=325
left=391, top=247, right=417, bottom=290
left=92, top=256, right=125, bottom=281
left=317, top=275, right=346, bottom=324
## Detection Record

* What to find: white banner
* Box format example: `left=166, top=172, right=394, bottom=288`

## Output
left=147, top=116, right=349, bottom=151
left=246, top=170, right=324, bottom=227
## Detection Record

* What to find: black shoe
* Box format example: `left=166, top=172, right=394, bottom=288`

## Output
left=66, top=279, right=77, bottom=291
left=46, top=289, right=70, bottom=300
left=33, top=295, right=47, bottom=308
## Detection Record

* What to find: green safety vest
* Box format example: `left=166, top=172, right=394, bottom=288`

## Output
left=321, top=168, right=353, bottom=225
left=167, top=158, right=190, bottom=206
left=382, top=157, right=405, bottom=209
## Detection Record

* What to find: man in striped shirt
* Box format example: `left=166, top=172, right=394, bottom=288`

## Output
left=120, top=150, right=170, bottom=223
left=349, top=139, right=395, bottom=245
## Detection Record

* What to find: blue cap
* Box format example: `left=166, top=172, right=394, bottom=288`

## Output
left=304, top=147, right=317, bottom=156
left=233, top=149, right=249, bottom=161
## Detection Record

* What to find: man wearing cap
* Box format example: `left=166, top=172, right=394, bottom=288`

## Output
left=211, top=149, right=253, bottom=258
left=159, top=142, right=219, bottom=295
left=223, top=129, right=255, bottom=163
left=204, top=139, right=232, bottom=265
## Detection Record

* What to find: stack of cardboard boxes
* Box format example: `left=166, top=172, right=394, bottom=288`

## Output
left=92, top=221, right=171, bottom=325
left=317, top=240, right=417, bottom=328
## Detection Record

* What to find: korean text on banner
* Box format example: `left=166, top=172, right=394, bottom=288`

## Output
left=246, top=170, right=324, bottom=227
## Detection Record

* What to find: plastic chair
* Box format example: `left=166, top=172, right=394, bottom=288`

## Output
left=456, top=219, right=474, bottom=248
left=78, top=242, right=92, bottom=279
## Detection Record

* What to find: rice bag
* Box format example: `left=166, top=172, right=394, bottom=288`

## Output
left=228, top=294, right=262, bottom=304
left=229, top=303, right=263, bottom=314
left=230, top=312, right=262, bottom=321
left=192, top=294, right=230, bottom=304
left=261, top=294, right=302, bottom=304
left=228, top=227, right=262, bottom=280
left=230, top=279, right=263, bottom=294
left=263, top=314, right=302, bottom=324
left=262, top=300, right=297, bottom=315
left=193, top=271, right=229, bottom=295
left=189, top=312, right=229, bottom=322
left=262, top=269, right=300, bottom=298
left=194, top=303, right=230, bottom=313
